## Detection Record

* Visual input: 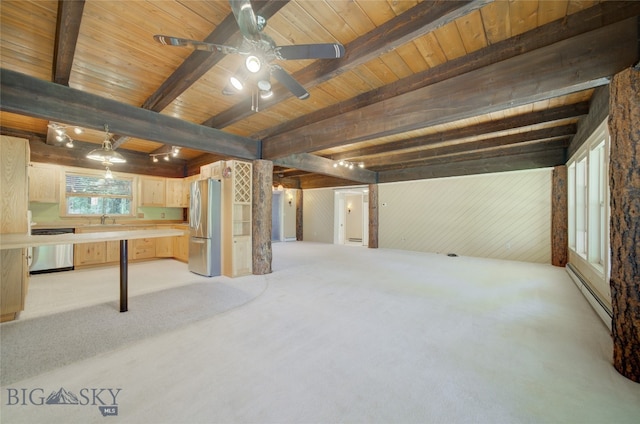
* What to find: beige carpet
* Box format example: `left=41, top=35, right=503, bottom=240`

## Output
left=1, top=242, right=639, bottom=423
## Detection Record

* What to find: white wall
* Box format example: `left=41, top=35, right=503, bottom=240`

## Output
left=378, top=168, right=552, bottom=263
left=303, top=188, right=334, bottom=243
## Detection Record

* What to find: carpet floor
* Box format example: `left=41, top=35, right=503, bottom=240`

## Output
left=1, top=242, right=639, bottom=423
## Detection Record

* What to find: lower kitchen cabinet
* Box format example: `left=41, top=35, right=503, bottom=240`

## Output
left=172, top=225, right=189, bottom=262
left=74, top=241, right=107, bottom=266
left=155, top=236, right=174, bottom=258
left=132, top=237, right=155, bottom=260
left=232, top=235, right=252, bottom=277
left=106, top=240, right=134, bottom=263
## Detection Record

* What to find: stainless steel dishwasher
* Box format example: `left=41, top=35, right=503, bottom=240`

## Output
left=29, top=228, right=75, bottom=274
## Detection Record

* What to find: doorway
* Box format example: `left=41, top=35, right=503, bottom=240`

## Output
left=272, top=191, right=283, bottom=242
left=333, top=188, right=368, bottom=246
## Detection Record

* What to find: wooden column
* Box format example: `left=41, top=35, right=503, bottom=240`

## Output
left=295, top=189, right=303, bottom=241
left=608, top=66, right=640, bottom=382
left=368, top=184, right=379, bottom=248
left=252, top=160, right=272, bottom=275
left=551, top=165, right=568, bottom=267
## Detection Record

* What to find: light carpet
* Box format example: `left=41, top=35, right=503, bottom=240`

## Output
left=1, top=242, right=639, bottom=423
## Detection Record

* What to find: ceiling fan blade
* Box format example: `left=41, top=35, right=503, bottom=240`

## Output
left=272, top=65, right=309, bottom=100
left=153, top=35, right=238, bottom=55
left=276, top=43, right=345, bottom=60
left=229, top=0, right=261, bottom=42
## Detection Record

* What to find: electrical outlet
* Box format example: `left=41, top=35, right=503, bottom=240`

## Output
left=161, top=213, right=165, bottom=218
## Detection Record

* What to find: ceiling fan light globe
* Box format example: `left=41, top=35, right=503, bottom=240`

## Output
left=246, top=55, right=261, bottom=73
left=230, top=76, right=244, bottom=91
left=260, top=90, right=273, bottom=99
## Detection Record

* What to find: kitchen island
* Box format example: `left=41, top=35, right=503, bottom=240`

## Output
left=0, top=228, right=186, bottom=314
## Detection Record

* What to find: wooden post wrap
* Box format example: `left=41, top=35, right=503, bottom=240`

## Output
left=296, top=189, right=303, bottom=241
left=551, top=166, right=568, bottom=266
left=608, top=66, right=640, bottom=382
left=368, top=184, right=379, bottom=248
left=252, top=160, right=272, bottom=275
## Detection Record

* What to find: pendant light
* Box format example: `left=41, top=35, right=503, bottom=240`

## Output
left=86, top=125, right=126, bottom=164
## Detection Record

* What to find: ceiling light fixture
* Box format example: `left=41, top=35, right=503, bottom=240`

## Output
left=332, top=159, right=364, bottom=169
left=245, top=55, right=261, bottom=73
left=86, top=124, right=126, bottom=164
left=149, top=146, right=180, bottom=162
left=47, top=122, right=81, bottom=149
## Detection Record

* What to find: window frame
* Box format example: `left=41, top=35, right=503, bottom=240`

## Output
left=61, top=169, right=136, bottom=218
left=566, top=118, right=610, bottom=278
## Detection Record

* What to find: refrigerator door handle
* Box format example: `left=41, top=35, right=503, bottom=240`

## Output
left=191, top=237, right=206, bottom=244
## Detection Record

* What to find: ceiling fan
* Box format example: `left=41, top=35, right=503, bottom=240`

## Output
left=154, top=0, right=345, bottom=106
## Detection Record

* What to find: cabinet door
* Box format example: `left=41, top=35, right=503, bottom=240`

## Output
left=165, top=178, right=188, bottom=207
left=106, top=240, right=134, bottom=263
left=132, top=238, right=156, bottom=259
left=74, top=242, right=107, bottom=266
left=172, top=227, right=189, bottom=262
left=232, top=236, right=252, bottom=276
left=139, top=177, right=166, bottom=206
left=155, top=236, right=174, bottom=257
left=29, top=163, right=59, bottom=203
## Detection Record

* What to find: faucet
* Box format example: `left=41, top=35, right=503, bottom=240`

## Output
left=100, top=214, right=109, bottom=225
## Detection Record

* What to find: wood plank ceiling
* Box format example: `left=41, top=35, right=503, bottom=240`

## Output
left=1, top=1, right=638, bottom=187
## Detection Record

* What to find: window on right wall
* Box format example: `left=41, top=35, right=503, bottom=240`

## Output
left=567, top=119, right=610, bottom=277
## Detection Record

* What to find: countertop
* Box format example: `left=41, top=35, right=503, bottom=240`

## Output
left=0, top=229, right=186, bottom=250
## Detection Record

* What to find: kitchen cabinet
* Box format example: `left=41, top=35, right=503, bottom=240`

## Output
left=132, top=236, right=156, bottom=259
left=172, top=225, right=189, bottom=262
left=165, top=178, right=188, bottom=207
left=200, top=162, right=223, bottom=179
left=1, top=136, right=30, bottom=322
left=106, top=240, right=134, bottom=263
left=155, top=234, right=174, bottom=257
left=29, top=162, right=59, bottom=203
left=221, top=160, right=252, bottom=277
left=74, top=241, right=107, bottom=266
left=139, top=176, right=166, bottom=206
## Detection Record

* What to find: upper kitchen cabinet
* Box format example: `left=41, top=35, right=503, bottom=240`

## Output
left=165, top=178, right=188, bottom=208
left=139, top=176, right=166, bottom=207
left=29, top=162, right=59, bottom=203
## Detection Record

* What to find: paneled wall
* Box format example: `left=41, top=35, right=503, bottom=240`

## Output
left=378, top=169, right=552, bottom=263
left=303, top=188, right=334, bottom=243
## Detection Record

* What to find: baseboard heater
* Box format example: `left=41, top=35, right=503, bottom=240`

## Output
left=566, top=263, right=612, bottom=331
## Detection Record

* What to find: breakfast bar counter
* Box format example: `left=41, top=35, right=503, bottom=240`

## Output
left=0, top=229, right=186, bottom=313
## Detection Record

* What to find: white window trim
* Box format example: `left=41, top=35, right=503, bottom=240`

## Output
left=60, top=168, right=137, bottom=218
left=566, top=118, right=610, bottom=280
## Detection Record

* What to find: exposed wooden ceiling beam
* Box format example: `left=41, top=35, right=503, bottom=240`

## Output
left=0, top=69, right=259, bottom=159
left=330, top=103, right=587, bottom=161
left=273, top=153, right=377, bottom=184
left=378, top=148, right=567, bottom=184
left=262, top=20, right=637, bottom=159
left=254, top=1, right=640, bottom=141
left=374, top=138, right=570, bottom=172
left=29, top=139, right=186, bottom=178
left=203, top=0, right=490, bottom=129
left=361, top=125, right=576, bottom=169
left=52, top=0, right=85, bottom=86
left=141, top=0, right=289, bottom=113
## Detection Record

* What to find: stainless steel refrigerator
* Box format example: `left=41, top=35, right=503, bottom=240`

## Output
left=188, top=178, right=221, bottom=276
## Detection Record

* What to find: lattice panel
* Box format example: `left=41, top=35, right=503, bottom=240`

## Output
left=233, top=161, right=252, bottom=203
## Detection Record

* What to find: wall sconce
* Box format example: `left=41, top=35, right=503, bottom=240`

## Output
left=347, top=203, right=352, bottom=214
left=288, top=194, right=293, bottom=206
